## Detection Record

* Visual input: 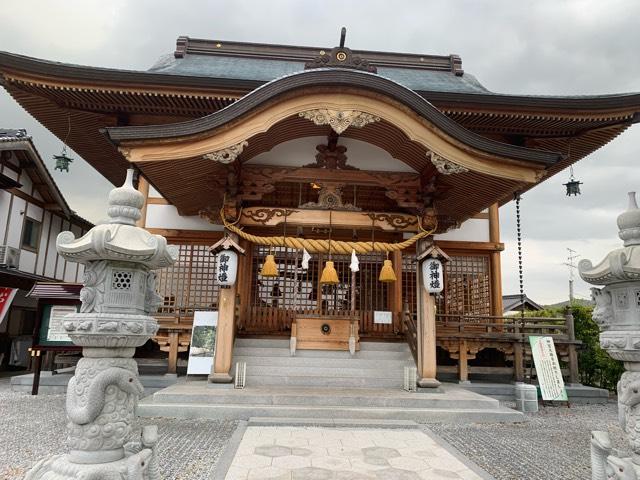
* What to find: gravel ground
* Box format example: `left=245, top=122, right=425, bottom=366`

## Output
left=429, top=400, right=625, bottom=480
left=0, top=376, right=624, bottom=480
left=0, top=378, right=238, bottom=480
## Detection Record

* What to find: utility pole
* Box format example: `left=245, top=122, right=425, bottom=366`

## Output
left=564, top=248, right=579, bottom=305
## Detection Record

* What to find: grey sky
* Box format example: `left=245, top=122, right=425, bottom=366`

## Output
left=1, top=0, right=639, bottom=305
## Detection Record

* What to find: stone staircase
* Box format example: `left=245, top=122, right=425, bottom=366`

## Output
left=138, top=338, right=524, bottom=423
left=232, top=338, right=414, bottom=389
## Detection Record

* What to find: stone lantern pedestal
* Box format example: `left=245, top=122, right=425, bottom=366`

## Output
left=581, top=192, right=640, bottom=480
left=26, top=169, right=177, bottom=480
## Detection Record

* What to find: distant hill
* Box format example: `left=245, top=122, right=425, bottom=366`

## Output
left=544, top=298, right=594, bottom=309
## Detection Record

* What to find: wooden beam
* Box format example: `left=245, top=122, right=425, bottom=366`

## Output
left=145, top=228, right=224, bottom=243
left=435, top=240, right=504, bottom=252
left=240, top=207, right=420, bottom=232
left=136, top=175, right=149, bottom=228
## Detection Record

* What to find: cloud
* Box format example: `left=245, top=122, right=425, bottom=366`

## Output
left=0, top=0, right=638, bottom=304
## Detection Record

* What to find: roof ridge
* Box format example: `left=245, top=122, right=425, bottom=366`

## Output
left=173, top=36, right=464, bottom=75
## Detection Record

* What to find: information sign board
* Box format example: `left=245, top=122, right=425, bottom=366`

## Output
left=186, top=311, right=218, bottom=375
left=529, top=336, right=568, bottom=401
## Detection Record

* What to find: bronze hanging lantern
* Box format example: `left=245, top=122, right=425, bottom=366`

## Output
left=53, top=147, right=73, bottom=173
left=54, top=114, right=74, bottom=173
left=563, top=166, right=582, bottom=196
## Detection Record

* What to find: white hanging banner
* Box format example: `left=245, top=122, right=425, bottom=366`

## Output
left=187, top=311, right=218, bottom=375
left=301, top=248, right=311, bottom=270
left=350, top=249, right=359, bottom=273
left=422, top=258, right=444, bottom=293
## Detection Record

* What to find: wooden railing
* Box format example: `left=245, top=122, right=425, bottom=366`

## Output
left=403, top=310, right=418, bottom=364
left=435, top=312, right=579, bottom=383
left=435, top=314, right=572, bottom=341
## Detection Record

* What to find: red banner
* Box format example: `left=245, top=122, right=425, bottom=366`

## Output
left=0, top=287, right=18, bottom=327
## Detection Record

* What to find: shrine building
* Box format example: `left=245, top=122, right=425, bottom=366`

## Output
left=1, top=32, right=639, bottom=394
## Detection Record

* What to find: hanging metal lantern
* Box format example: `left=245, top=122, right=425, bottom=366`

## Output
left=53, top=148, right=73, bottom=173
left=563, top=166, right=582, bottom=196
left=564, top=179, right=583, bottom=196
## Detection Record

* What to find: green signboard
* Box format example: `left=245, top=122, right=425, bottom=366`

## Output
left=37, top=304, right=79, bottom=347
left=529, top=335, right=568, bottom=401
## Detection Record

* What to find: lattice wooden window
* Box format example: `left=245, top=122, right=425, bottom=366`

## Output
left=251, top=245, right=320, bottom=311
left=437, top=254, right=491, bottom=316
left=249, top=246, right=390, bottom=313
left=155, top=244, right=220, bottom=316
left=402, top=252, right=417, bottom=314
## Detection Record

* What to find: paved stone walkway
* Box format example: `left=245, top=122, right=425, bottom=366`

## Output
left=225, top=426, right=487, bottom=479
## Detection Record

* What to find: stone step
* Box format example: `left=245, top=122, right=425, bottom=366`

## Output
left=137, top=401, right=523, bottom=424
left=232, top=347, right=412, bottom=359
left=238, top=364, right=408, bottom=379
left=152, top=386, right=498, bottom=410
left=243, top=375, right=406, bottom=388
left=234, top=338, right=410, bottom=352
left=232, top=355, right=413, bottom=369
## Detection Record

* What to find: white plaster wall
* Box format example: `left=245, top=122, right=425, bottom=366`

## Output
left=6, top=197, right=25, bottom=249
left=3, top=167, right=18, bottom=181
left=148, top=186, right=163, bottom=198
left=247, top=136, right=416, bottom=172
left=145, top=204, right=223, bottom=231
left=36, top=211, right=51, bottom=275
left=18, top=174, right=33, bottom=196
left=26, top=202, right=43, bottom=221
left=19, top=250, right=36, bottom=273
left=44, top=215, right=61, bottom=279
left=0, top=190, right=11, bottom=242
left=434, top=218, right=490, bottom=242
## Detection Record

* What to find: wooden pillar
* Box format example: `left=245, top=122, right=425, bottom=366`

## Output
left=209, top=284, right=237, bottom=383
left=167, top=330, right=179, bottom=374
left=458, top=340, right=469, bottom=383
left=136, top=175, right=150, bottom=228
left=488, top=203, right=503, bottom=317
left=417, top=280, right=440, bottom=388
left=513, top=342, right=525, bottom=382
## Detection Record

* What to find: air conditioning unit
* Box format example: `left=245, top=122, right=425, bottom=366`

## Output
left=0, top=246, right=20, bottom=269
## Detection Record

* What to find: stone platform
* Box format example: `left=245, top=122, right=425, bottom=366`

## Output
left=137, top=379, right=524, bottom=424
left=216, top=422, right=494, bottom=479
left=10, top=371, right=177, bottom=396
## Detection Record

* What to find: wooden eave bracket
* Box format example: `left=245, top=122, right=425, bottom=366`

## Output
left=416, top=243, right=451, bottom=263
left=208, top=236, right=246, bottom=255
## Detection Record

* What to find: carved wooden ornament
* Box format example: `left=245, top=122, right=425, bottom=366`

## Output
left=298, top=109, right=380, bottom=134
left=429, top=152, right=469, bottom=175
left=203, top=141, right=249, bottom=164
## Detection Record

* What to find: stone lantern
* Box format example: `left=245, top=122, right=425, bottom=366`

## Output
left=26, top=169, right=178, bottom=480
left=581, top=192, right=640, bottom=480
